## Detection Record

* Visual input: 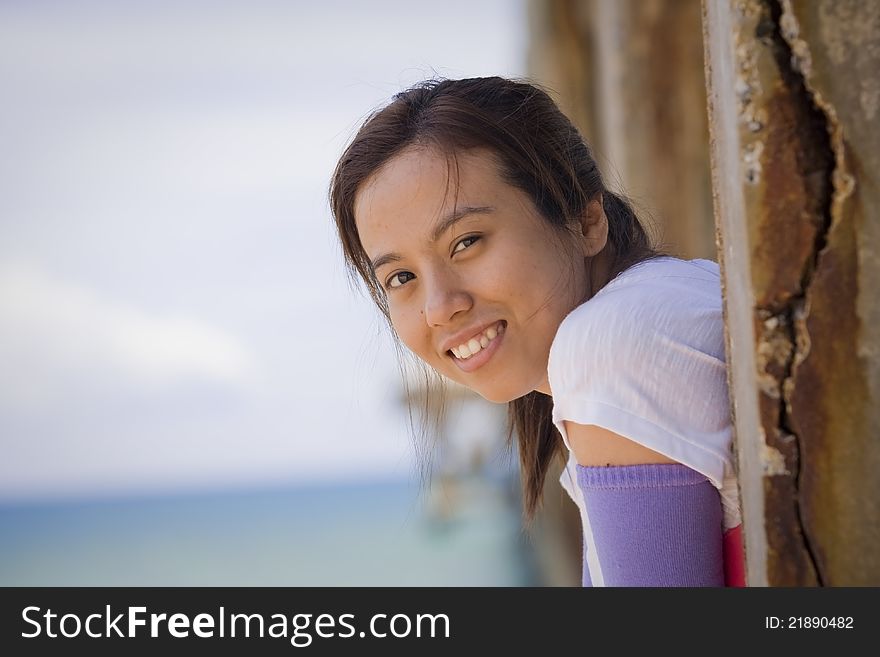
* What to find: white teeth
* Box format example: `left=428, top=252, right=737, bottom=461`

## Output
left=451, top=322, right=505, bottom=360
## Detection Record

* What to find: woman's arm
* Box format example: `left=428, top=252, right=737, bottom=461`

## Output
left=565, top=421, right=725, bottom=587
left=563, top=421, right=677, bottom=467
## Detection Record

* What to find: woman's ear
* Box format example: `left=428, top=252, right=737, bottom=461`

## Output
left=578, top=196, right=609, bottom=257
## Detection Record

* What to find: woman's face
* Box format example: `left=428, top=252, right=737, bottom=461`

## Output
left=354, top=146, right=589, bottom=403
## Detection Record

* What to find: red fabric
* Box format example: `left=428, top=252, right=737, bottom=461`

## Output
left=722, top=524, right=746, bottom=587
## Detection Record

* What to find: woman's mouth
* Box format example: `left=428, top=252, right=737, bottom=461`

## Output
left=448, top=321, right=506, bottom=372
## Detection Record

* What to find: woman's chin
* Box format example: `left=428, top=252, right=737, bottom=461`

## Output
left=468, top=383, right=526, bottom=405
left=442, top=366, right=529, bottom=404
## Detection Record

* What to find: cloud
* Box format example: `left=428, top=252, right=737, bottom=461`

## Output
left=0, top=261, right=255, bottom=409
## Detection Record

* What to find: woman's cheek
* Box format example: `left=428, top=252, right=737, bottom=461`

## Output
left=476, top=256, right=514, bottom=296
left=391, top=309, right=431, bottom=362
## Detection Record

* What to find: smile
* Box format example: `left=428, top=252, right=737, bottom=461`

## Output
left=450, top=321, right=505, bottom=359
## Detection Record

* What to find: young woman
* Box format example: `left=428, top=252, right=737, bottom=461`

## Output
left=330, top=77, right=745, bottom=587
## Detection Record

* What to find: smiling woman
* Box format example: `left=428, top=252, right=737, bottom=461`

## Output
left=329, top=77, right=744, bottom=587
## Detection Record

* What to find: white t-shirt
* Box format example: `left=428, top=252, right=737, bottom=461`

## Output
left=547, top=256, right=742, bottom=587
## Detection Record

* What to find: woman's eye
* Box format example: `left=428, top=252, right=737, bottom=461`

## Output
left=386, top=271, right=415, bottom=289
left=452, top=235, right=481, bottom=254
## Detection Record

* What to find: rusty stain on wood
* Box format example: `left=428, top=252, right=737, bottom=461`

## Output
left=733, top=0, right=877, bottom=584
left=777, top=0, right=878, bottom=585
left=736, top=0, right=841, bottom=585
left=706, top=0, right=878, bottom=585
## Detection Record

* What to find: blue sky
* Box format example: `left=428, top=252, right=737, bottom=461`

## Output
left=0, top=0, right=526, bottom=500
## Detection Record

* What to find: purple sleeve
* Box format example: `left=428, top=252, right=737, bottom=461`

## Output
left=577, top=462, right=724, bottom=587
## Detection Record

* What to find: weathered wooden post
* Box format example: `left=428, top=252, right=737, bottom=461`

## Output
left=703, top=0, right=880, bottom=585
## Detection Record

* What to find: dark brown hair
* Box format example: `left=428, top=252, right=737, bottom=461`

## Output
left=329, top=77, right=659, bottom=521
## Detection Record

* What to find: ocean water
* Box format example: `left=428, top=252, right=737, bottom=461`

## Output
left=0, top=476, right=539, bottom=586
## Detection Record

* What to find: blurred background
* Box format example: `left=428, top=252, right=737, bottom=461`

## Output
left=0, top=0, right=717, bottom=586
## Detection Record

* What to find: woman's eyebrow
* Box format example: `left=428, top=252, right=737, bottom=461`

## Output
left=370, top=205, right=494, bottom=272
left=430, top=205, right=494, bottom=242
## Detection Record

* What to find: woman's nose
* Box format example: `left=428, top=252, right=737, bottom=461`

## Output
left=423, top=271, right=472, bottom=327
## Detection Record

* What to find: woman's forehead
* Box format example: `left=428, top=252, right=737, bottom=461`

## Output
left=354, top=147, right=506, bottom=231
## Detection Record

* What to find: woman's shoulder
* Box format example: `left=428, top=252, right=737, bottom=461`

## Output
left=599, top=255, right=721, bottom=296
left=558, top=256, right=723, bottom=339
left=548, top=256, right=726, bottom=383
